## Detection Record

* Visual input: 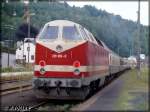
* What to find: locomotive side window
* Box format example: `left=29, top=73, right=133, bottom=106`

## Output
left=79, top=28, right=85, bottom=40
left=89, top=33, right=94, bottom=42
left=82, top=28, right=89, bottom=40
left=88, top=32, right=98, bottom=44
left=79, top=26, right=88, bottom=40
left=63, top=26, right=82, bottom=40
left=39, top=26, right=58, bottom=39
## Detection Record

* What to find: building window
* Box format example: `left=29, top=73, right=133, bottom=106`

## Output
left=31, top=55, right=34, bottom=60
left=23, top=55, right=26, bottom=60
left=27, top=47, right=30, bottom=51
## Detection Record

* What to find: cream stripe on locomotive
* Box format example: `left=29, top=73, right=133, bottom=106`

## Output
left=34, top=65, right=108, bottom=72
left=36, top=39, right=87, bottom=53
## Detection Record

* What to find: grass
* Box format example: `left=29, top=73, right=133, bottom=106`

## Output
left=1, top=65, right=34, bottom=81
left=38, top=104, right=74, bottom=112
left=1, top=73, right=33, bottom=81
left=1, top=65, right=33, bottom=73
left=115, top=67, right=149, bottom=111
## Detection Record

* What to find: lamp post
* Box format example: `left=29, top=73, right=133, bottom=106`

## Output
left=136, top=0, right=141, bottom=76
left=23, top=0, right=35, bottom=65
left=27, top=13, right=35, bottom=64
left=23, top=0, right=29, bottom=64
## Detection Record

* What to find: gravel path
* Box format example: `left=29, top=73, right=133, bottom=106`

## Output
left=1, top=89, right=45, bottom=111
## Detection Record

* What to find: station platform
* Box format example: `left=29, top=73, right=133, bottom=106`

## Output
left=71, top=69, right=148, bottom=111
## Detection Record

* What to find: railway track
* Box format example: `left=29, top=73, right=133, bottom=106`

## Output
left=0, top=79, right=31, bottom=84
left=1, top=70, right=129, bottom=111
left=1, top=95, right=48, bottom=112
left=0, top=80, right=32, bottom=96
left=1, top=85, right=32, bottom=96
left=29, top=101, right=47, bottom=110
left=34, top=70, right=129, bottom=111
left=27, top=98, right=81, bottom=111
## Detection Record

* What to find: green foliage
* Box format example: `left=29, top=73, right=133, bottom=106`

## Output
left=0, top=45, right=16, bottom=54
left=1, top=67, right=14, bottom=72
left=115, top=67, right=148, bottom=110
left=1, top=2, right=149, bottom=57
left=1, top=66, right=33, bottom=73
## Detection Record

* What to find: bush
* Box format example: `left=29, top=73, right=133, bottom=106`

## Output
left=1, top=66, right=33, bottom=73
left=1, top=67, right=14, bottom=72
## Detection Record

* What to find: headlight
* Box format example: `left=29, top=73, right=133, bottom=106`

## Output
left=56, top=45, right=63, bottom=52
left=73, top=60, right=80, bottom=67
left=74, top=69, right=80, bottom=75
left=39, top=60, right=46, bottom=67
left=40, top=68, right=46, bottom=75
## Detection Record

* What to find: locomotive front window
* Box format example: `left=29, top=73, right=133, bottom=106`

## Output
left=39, top=26, right=58, bottom=39
left=62, top=26, right=82, bottom=40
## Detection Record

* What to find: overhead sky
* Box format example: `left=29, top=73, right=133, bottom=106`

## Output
left=67, top=1, right=148, bottom=26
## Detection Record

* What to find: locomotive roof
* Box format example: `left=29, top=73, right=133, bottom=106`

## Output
left=46, top=20, right=81, bottom=27
left=100, top=40, right=120, bottom=57
left=42, top=20, right=121, bottom=58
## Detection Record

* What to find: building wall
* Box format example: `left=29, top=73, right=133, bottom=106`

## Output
left=16, top=42, right=35, bottom=63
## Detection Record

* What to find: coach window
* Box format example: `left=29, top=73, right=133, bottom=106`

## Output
left=63, top=26, right=82, bottom=40
left=40, top=26, right=58, bottom=39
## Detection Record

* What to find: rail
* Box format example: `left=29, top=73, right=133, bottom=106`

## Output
left=0, top=80, right=32, bottom=96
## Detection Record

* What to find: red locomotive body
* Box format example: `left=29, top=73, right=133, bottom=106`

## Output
left=34, top=41, right=109, bottom=78
left=32, top=20, right=114, bottom=99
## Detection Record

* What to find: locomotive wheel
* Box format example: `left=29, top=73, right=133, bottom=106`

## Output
left=95, top=79, right=100, bottom=89
left=89, top=80, right=99, bottom=94
left=104, top=75, right=110, bottom=84
left=109, top=75, right=113, bottom=80
left=89, top=83, right=94, bottom=94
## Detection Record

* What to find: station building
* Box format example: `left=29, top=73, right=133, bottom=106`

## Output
left=16, top=38, right=35, bottom=64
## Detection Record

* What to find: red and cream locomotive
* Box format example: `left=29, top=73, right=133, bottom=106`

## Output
left=32, top=20, right=129, bottom=99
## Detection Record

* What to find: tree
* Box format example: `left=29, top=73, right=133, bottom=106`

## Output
left=15, top=23, right=39, bottom=41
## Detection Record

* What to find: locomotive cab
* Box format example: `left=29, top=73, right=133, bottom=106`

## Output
left=36, top=20, right=87, bottom=53
left=38, top=20, right=84, bottom=41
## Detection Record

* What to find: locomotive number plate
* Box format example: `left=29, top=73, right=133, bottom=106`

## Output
left=52, top=54, right=67, bottom=58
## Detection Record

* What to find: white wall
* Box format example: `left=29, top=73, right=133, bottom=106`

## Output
left=16, top=42, right=35, bottom=63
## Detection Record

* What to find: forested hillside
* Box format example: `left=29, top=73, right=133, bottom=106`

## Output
left=1, top=2, right=148, bottom=57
